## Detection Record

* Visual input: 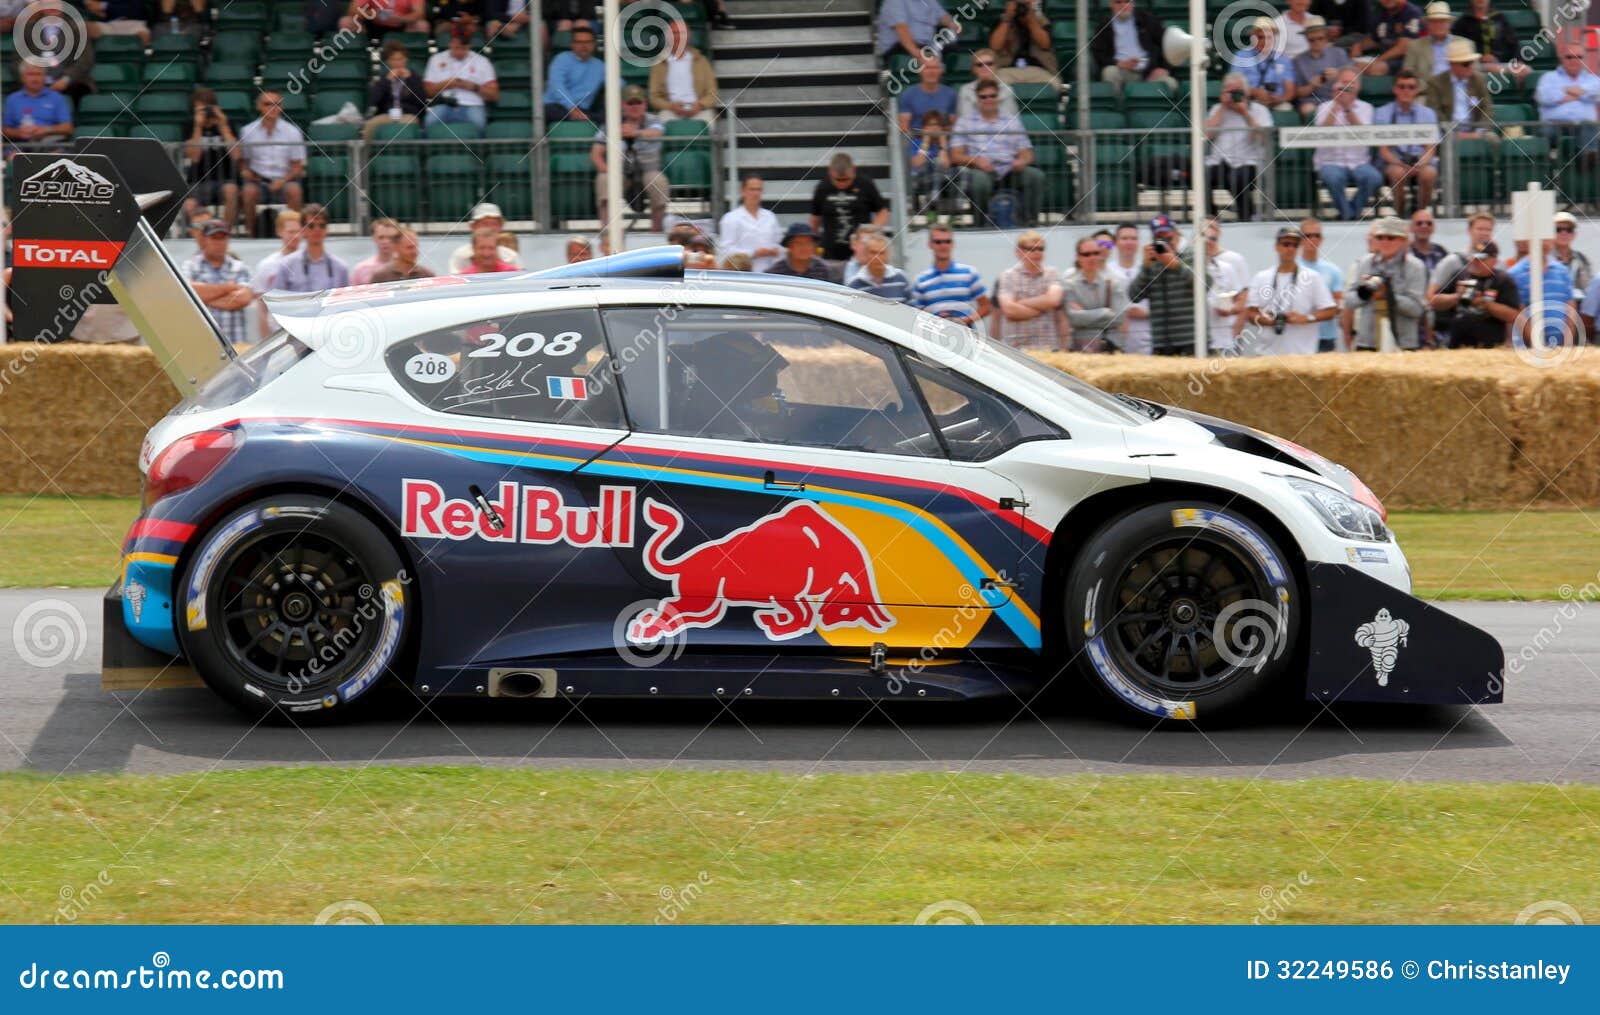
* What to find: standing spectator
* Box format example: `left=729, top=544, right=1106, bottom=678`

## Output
left=1436, top=241, right=1519, bottom=347
left=718, top=175, right=783, bottom=273
left=271, top=205, right=350, bottom=292
left=83, top=1, right=152, bottom=45
left=545, top=26, right=604, bottom=123
left=1343, top=217, right=1427, bottom=350
left=847, top=234, right=914, bottom=304
left=1274, top=0, right=1316, bottom=60
left=1425, top=40, right=1494, bottom=137
left=912, top=225, right=990, bottom=326
left=842, top=224, right=882, bottom=282
left=1535, top=47, right=1600, bottom=156
left=238, top=92, right=306, bottom=234
left=1245, top=227, right=1337, bottom=356
left=989, top=0, right=1058, bottom=79
left=898, top=54, right=958, bottom=134
left=366, top=40, right=429, bottom=140
left=592, top=85, right=669, bottom=233
left=252, top=209, right=301, bottom=334
left=650, top=18, right=718, bottom=123
left=351, top=218, right=402, bottom=286
left=2, top=64, right=73, bottom=151
left=908, top=110, right=959, bottom=217
left=957, top=50, right=1020, bottom=122
left=459, top=227, right=520, bottom=274
left=1507, top=239, right=1577, bottom=346
left=1313, top=68, right=1381, bottom=221
left=1408, top=208, right=1447, bottom=271
left=1204, top=73, right=1273, bottom=221
left=449, top=204, right=522, bottom=272
left=1129, top=215, right=1207, bottom=356
left=1297, top=217, right=1346, bottom=352
left=1063, top=237, right=1129, bottom=352
left=341, top=1, right=430, bottom=37
left=565, top=235, right=594, bottom=263
left=370, top=228, right=434, bottom=282
left=877, top=0, right=957, bottom=60
left=1232, top=19, right=1294, bottom=109
left=26, top=0, right=94, bottom=104
left=1550, top=212, right=1592, bottom=295
left=1092, top=0, right=1173, bottom=93
left=1202, top=221, right=1251, bottom=353
left=951, top=83, right=1042, bottom=227
left=181, top=221, right=254, bottom=348
left=810, top=153, right=889, bottom=264
left=669, top=223, right=717, bottom=269
left=1103, top=223, right=1152, bottom=354
left=1452, top=0, right=1530, bottom=85
left=1294, top=17, right=1351, bottom=119
left=993, top=231, right=1065, bottom=351
left=1427, top=210, right=1496, bottom=342
left=1404, top=3, right=1465, bottom=80
left=1373, top=70, right=1438, bottom=217
left=424, top=23, right=498, bottom=137
left=1313, top=0, right=1373, bottom=52
left=768, top=223, right=836, bottom=282
left=184, top=88, right=241, bottom=232
left=1361, top=0, right=1424, bottom=76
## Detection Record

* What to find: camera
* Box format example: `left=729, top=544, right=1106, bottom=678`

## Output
left=1355, top=274, right=1386, bottom=300
left=1457, top=277, right=1490, bottom=311
left=1152, top=240, right=1169, bottom=255
left=1229, top=89, right=1247, bottom=103
left=1272, top=313, right=1288, bottom=335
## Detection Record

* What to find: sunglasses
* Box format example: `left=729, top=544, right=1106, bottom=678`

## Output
left=1557, top=225, right=1576, bottom=233
left=930, top=238, right=953, bottom=244
left=1277, top=239, right=1301, bottom=247
left=1394, top=83, right=1419, bottom=90
left=1018, top=244, right=1044, bottom=252
left=1412, top=220, right=1433, bottom=227
left=1302, top=231, right=1323, bottom=238
left=303, top=222, right=328, bottom=230
left=1077, top=250, right=1102, bottom=257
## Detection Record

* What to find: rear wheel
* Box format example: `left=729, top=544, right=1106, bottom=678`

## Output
left=177, top=496, right=411, bottom=722
left=1063, top=501, right=1301, bottom=724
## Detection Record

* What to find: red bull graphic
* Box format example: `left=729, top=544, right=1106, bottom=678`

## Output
left=628, top=498, right=896, bottom=643
left=402, top=479, right=635, bottom=547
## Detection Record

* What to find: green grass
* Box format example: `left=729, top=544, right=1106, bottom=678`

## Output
left=3, top=496, right=1596, bottom=601
left=1, top=768, right=1595, bottom=923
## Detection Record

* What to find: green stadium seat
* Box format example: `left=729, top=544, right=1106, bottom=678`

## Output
left=204, top=62, right=258, bottom=90
left=261, top=61, right=309, bottom=94
left=75, top=125, right=125, bottom=138
left=307, top=153, right=351, bottom=220
left=1013, top=82, right=1060, bottom=113
left=308, top=122, right=361, bottom=142
left=312, top=91, right=364, bottom=120
left=274, top=7, right=310, bottom=34
left=127, top=123, right=184, bottom=143
left=370, top=154, right=422, bottom=220
left=151, top=33, right=199, bottom=65
left=91, top=64, right=137, bottom=90
left=94, top=35, right=146, bottom=64
left=141, top=62, right=197, bottom=92
left=134, top=92, right=193, bottom=127
left=214, top=91, right=254, bottom=122
left=314, top=62, right=373, bottom=90
left=1088, top=110, right=1128, bottom=130
left=550, top=152, right=595, bottom=224
left=428, top=153, right=486, bottom=221
left=492, top=92, right=533, bottom=119
left=1359, top=76, right=1395, bottom=103
left=217, top=1, right=270, bottom=34
left=210, top=30, right=263, bottom=67
left=1502, top=135, right=1550, bottom=192
left=76, top=94, right=134, bottom=128
left=486, top=121, right=533, bottom=141
left=278, top=92, right=310, bottom=119
left=1092, top=140, right=1138, bottom=211
left=488, top=152, right=535, bottom=219
left=266, top=31, right=317, bottom=61
left=388, top=32, right=431, bottom=55
left=371, top=121, right=421, bottom=143
left=1493, top=102, right=1535, bottom=125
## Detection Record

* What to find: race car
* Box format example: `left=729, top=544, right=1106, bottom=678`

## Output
left=27, top=147, right=1501, bottom=723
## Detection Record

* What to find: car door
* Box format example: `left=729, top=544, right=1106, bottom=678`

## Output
left=589, top=304, right=1055, bottom=655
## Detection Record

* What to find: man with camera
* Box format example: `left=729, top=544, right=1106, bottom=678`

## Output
left=1373, top=70, right=1438, bottom=218
left=1244, top=227, right=1337, bottom=357
left=989, top=0, right=1058, bottom=79
left=1341, top=216, right=1428, bottom=349
left=1426, top=210, right=1496, bottom=346
left=1203, top=73, right=1273, bottom=221
left=184, top=88, right=241, bottom=233
left=1431, top=241, right=1519, bottom=348
left=1129, top=215, right=1208, bottom=356
left=1293, top=17, right=1351, bottom=119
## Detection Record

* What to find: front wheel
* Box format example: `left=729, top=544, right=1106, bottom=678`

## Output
left=177, top=496, right=412, bottom=723
left=1063, top=501, right=1301, bottom=724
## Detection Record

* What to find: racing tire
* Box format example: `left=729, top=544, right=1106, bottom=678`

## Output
left=1062, top=500, right=1302, bottom=725
left=176, top=495, right=412, bottom=724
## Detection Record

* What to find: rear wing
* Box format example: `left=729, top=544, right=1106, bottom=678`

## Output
left=8, top=139, right=235, bottom=396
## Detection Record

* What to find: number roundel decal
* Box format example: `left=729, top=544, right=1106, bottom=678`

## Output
left=404, top=352, right=457, bottom=384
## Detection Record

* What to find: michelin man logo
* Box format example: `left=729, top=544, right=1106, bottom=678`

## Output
left=1354, top=607, right=1409, bottom=687
left=124, top=579, right=147, bottom=624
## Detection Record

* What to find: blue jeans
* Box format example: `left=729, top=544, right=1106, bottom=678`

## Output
left=1318, top=163, right=1381, bottom=220
left=424, top=104, right=487, bottom=137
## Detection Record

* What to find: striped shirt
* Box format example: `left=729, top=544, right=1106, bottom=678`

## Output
left=847, top=265, right=915, bottom=304
left=913, top=259, right=987, bottom=321
left=181, top=252, right=253, bottom=348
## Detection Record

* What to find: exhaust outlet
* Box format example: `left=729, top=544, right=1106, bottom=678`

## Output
left=488, top=668, right=558, bottom=698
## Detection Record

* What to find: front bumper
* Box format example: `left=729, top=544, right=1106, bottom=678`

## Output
left=1305, top=563, right=1503, bottom=706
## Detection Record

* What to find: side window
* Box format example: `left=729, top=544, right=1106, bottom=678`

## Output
left=384, top=307, right=626, bottom=428
left=603, top=306, right=940, bottom=457
left=904, top=354, right=1062, bottom=461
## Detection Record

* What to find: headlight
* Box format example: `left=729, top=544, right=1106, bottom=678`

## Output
left=1287, top=477, right=1390, bottom=542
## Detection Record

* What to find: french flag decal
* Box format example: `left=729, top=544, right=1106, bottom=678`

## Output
left=547, top=376, right=588, bottom=400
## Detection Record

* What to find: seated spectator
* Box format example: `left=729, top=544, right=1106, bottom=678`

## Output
left=877, top=0, right=957, bottom=60
left=908, top=110, right=959, bottom=217
left=1551, top=212, right=1592, bottom=295
left=842, top=224, right=883, bottom=282
left=1274, top=0, right=1316, bottom=60
left=650, top=18, right=717, bottom=123
left=367, top=40, right=429, bottom=140
left=847, top=234, right=914, bottom=304
left=1425, top=41, right=1494, bottom=138
left=157, top=1, right=207, bottom=37
left=486, top=0, right=533, bottom=39
left=459, top=227, right=519, bottom=274
left=425, top=23, right=498, bottom=137
left=767, top=223, right=835, bottom=281
left=718, top=175, right=783, bottom=273
left=994, top=230, right=1065, bottom=351
left=252, top=209, right=300, bottom=333
left=898, top=54, right=957, bottom=134
left=565, top=235, right=594, bottom=263
left=810, top=153, right=889, bottom=263
left=184, top=88, right=241, bottom=233
left=238, top=92, right=306, bottom=235
left=592, top=86, right=669, bottom=233
left=1404, top=3, right=1466, bottom=80
left=956, top=50, right=1020, bottom=121
left=1312, top=0, right=1373, bottom=52
left=435, top=0, right=486, bottom=23
left=181, top=221, right=254, bottom=348
left=497, top=231, right=519, bottom=255
left=1203, top=73, right=1273, bottom=221
left=1063, top=236, right=1129, bottom=352
left=370, top=227, right=434, bottom=282
left=1343, top=216, right=1427, bottom=349
left=449, top=204, right=522, bottom=272
left=83, top=0, right=151, bottom=45
left=342, top=0, right=430, bottom=36
left=1294, top=17, right=1351, bottom=119
left=2, top=64, right=73, bottom=152
left=1091, top=0, right=1173, bottom=92
left=1453, top=0, right=1531, bottom=84
left=1536, top=47, right=1600, bottom=156
left=1313, top=68, right=1382, bottom=220
left=951, top=83, right=1042, bottom=227
left=913, top=225, right=990, bottom=326
left=1508, top=239, right=1577, bottom=346
left=1232, top=19, right=1294, bottom=109
left=1362, top=0, right=1424, bottom=76
left=1244, top=227, right=1337, bottom=356
left=271, top=205, right=350, bottom=292
left=26, top=1, right=94, bottom=104
left=1435, top=240, right=1519, bottom=347
left=351, top=218, right=401, bottom=286
left=989, top=0, right=1058, bottom=79
left=1373, top=70, right=1438, bottom=217
left=545, top=26, right=604, bottom=123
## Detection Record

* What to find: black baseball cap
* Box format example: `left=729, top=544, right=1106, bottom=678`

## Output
left=1470, top=240, right=1499, bottom=260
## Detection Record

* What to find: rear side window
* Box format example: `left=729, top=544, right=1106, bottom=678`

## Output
left=384, top=307, right=625, bottom=428
left=182, top=331, right=310, bottom=411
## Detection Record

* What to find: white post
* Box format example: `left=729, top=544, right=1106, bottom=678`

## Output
left=1514, top=182, right=1555, bottom=347
left=604, top=0, right=624, bottom=254
left=1, top=149, right=7, bottom=344
left=1189, top=0, right=1206, bottom=358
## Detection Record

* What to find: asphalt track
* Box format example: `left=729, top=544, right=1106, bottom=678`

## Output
left=1, top=591, right=1596, bottom=783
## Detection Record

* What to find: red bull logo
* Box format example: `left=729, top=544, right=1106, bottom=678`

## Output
left=402, top=479, right=634, bottom=547
left=628, top=498, right=896, bottom=643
